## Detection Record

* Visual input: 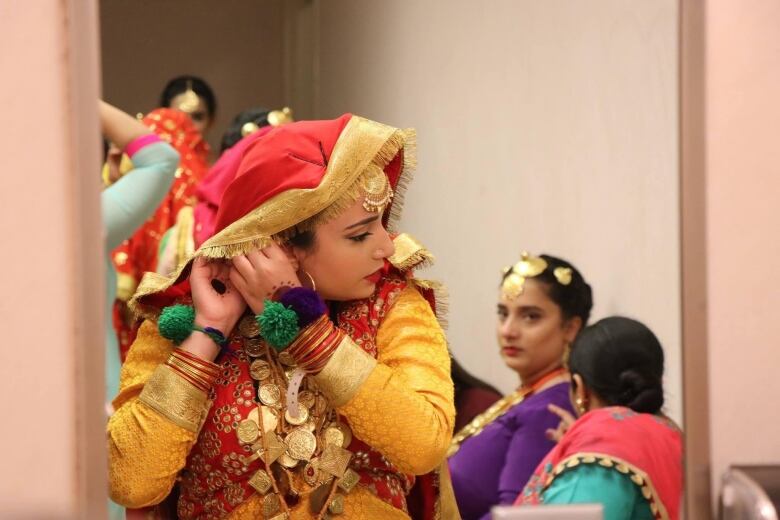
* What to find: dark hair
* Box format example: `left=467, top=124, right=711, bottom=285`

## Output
left=219, top=107, right=271, bottom=154
left=451, top=357, right=501, bottom=396
left=287, top=229, right=316, bottom=250
left=159, top=75, right=217, bottom=118
left=501, top=254, right=593, bottom=325
left=569, top=316, right=665, bottom=414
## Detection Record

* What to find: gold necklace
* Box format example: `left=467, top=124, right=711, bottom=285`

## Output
left=233, top=315, right=359, bottom=518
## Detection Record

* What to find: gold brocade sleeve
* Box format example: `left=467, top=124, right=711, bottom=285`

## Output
left=312, top=337, right=377, bottom=407
left=319, top=286, right=455, bottom=475
left=107, top=320, right=203, bottom=508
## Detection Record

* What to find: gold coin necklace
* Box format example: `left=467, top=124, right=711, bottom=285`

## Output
left=235, top=322, right=357, bottom=518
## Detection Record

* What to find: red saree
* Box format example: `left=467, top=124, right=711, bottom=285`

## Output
left=111, top=108, right=210, bottom=359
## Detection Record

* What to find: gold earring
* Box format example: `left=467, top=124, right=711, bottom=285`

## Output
left=562, top=342, right=571, bottom=368
left=302, top=270, right=316, bottom=292
left=575, top=397, right=587, bottom=415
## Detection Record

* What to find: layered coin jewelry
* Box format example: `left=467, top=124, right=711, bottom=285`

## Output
left=235, top=315, right=357, bottom=519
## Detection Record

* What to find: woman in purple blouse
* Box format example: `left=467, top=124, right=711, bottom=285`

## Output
left=448, top=252, right=593, bottom=520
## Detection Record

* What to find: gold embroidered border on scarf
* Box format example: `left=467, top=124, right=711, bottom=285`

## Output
left=130, top=116, right=416, bottom=321
left=546, top=453, right=670, bottom=520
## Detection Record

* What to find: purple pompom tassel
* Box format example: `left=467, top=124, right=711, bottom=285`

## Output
left=278, top=287, right=327, bottom=328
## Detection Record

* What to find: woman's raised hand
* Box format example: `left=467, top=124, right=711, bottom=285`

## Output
left=545, top=403, right=577, bottom=443
left=230, top=243, right=302, bottom=314
left=190, top=257, right=247, bottom=334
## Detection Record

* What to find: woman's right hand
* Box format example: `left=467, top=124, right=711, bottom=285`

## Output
left=545, top=403, right=577, bottom=442
left=190, top=257, right=247, bottom=334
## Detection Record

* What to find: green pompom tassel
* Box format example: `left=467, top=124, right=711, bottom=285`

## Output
left=158, top=304, right=196, bottom=344
left=258, top=300, right=299, bottom=351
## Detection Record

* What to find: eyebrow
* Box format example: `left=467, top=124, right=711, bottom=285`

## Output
left=516, top=305, right=544, bottom=313
left=343, top=215, right=379, bottom=231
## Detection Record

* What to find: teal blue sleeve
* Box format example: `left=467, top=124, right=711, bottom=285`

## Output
left=541, top=464, right=654, bottom=520
left=101, top=141, right=179, bottom=251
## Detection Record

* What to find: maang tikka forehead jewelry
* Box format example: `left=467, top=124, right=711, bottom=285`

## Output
left=361, top=168, right=393, bottom=213
left=174, top=80, right=200, bottom=114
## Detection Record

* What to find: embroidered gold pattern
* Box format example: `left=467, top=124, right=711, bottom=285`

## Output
left=547, top=453, right=670, bottom=520
left=313, top=338, right=378, bottom=407
left=138, top=364, right=211, bottom=433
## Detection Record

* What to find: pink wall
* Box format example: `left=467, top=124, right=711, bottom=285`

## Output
left=0, top=0, right=105, bottom=516
left=706, top=0, right=780, bottom=496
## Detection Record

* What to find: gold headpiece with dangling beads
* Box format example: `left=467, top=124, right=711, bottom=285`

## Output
left=360, top=167, right=393, bottom=213
left=501, top=252, right=572, bottom=300
left=173, top=80, right=200, bottom=114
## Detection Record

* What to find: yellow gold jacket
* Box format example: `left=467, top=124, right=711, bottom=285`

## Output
left=108, top=284, right=455, bottom=519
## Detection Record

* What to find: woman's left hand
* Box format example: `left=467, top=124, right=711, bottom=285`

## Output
left=545, top=403, right=577, bottom=442
left=229, top=243, right=301, bottom=314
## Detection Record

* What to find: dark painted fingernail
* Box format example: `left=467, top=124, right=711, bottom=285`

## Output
left=211, top=279, right=227, bottom=294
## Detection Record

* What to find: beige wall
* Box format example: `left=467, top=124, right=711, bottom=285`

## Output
left=0, top=0, right=105, bottom=517
left=312, top=0, right=682, bottom=421
left=100, top=0, right=286, bottom=156
left=706, top=0, right=780, bottom=496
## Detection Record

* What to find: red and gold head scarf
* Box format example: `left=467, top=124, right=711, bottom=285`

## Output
left=131, top=114, right=416, bottom=317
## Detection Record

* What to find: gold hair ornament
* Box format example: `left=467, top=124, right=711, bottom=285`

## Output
left=554, top=267, right=573, bottom=286
left=267, top=107, right=294, bottom=126
left=174, top=80, right=200, bottom=114
left=241, top=121, right=260, bottom=137
left=501, top=252, right=547, bottom=300
left=241, top=107, right=296, bottom=138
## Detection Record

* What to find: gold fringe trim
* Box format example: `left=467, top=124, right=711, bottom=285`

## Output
left=196, top=237, right=274, bottom=260
left=412, top=278, right=449, bottom=330
left=279, top=128, right=412, bottom=242
left=389, top=233, right=435, bottom=272
left=175, top=206, right=196, bottom=271
left=130, top=271, right=180, bottom=321
left=386, top=129, right=417, bottom=233
left=545, top=453, right=670, bottom=520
